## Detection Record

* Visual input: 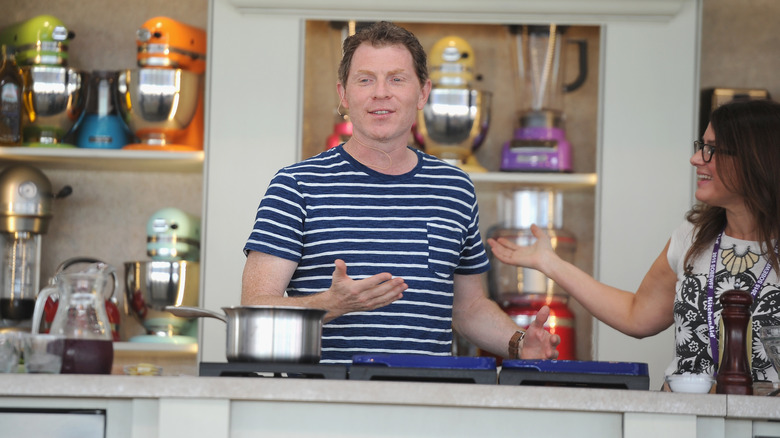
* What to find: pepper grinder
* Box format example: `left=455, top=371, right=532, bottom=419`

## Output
left=716, top=289, right=753, bottom=395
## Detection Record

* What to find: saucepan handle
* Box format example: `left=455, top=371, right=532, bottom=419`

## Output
left=165, top=305, right=227, bottom=323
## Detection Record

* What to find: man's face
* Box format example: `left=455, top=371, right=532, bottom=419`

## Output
left=338, top=42, right=431, bottom=145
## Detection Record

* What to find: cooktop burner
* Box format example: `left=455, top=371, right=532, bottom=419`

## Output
left=200, top=357, right=649, bottom=389
left=348, top=354, right=498, bottom=384
left=199, top=362, right=348, bottom=379
left=498, top=359, right=650, bottom=390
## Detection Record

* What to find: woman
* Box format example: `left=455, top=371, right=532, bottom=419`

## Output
left=488, top=99, right=780, bottom=381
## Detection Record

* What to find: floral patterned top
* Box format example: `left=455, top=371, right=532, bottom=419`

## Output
left=667, top=221, right=780, bottom=381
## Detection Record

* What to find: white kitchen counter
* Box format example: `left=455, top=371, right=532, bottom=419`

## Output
left=1, top=374, right=778, bottom=438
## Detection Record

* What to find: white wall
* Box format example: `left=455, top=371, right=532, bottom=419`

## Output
left=596, top=0, right=699, bottom=388
left=202, top=0, right=303, bottom=361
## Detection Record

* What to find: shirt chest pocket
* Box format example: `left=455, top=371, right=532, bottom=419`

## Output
left=427, top=222, right=463, bottom=278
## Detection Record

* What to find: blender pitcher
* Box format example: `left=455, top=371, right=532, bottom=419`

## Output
left=31, top=262, right=115, bottom=374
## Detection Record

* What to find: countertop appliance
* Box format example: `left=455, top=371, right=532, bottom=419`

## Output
left=414, top=35, right=491, bottom=173
left=0, top=15, right=73, bottom=67
left=0, top=15, right=86, bottom=148
left=501, top=25, right=587, bottom=172
left=146, top=207, right=200, bottom=262
left=124, top=261, right=199, bottom=344
left=200, top=354, right=496, bottom=383
left=124, top=207, right=201, bottom=344
left=487, top=189, right=578, bottom=360
left=199, top=354, right=649, bottom=390
left=76, top=70, right=129, bottom=149
left=0, top=165, right=53, bottom=332
left=499, top=359, right=649, bottom=390
left=325, top=21, right=354, bottom=150
left=119, top=17, right=206, bottom=152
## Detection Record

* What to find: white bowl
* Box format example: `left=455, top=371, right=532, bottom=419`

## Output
left=666, top=374, right=715, bottom=394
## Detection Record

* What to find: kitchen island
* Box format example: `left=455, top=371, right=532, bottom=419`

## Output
left=0, top=374, right=777, bottom=438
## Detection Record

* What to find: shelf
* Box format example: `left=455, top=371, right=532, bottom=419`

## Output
left=0, top=147, right=204, bottom=173
left=468, top=172, right=597, bottom=189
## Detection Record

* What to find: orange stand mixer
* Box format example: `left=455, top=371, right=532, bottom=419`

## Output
left=119, top=17, right=206, bottom=152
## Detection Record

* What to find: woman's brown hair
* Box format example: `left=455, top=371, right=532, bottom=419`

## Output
left=685, top=99, right=780, bottom=272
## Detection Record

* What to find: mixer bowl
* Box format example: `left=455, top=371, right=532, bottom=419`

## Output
left=116, top=68, right=201, bottom=147
left=124, top=261, right=199, bottom=338
left=21, top=66, right=87, bottom=145
left=416, top=88, right=491, bottom=163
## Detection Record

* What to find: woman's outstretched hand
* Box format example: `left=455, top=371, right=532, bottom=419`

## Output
left=487, top=224, right=555, bottom=271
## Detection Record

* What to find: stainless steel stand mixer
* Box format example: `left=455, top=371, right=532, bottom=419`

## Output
left=124, top=207, right=201, bottom=344
left=414, top=35, right=492, bottom=172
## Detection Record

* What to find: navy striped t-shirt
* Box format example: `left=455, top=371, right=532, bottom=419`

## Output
left=243, top=145, right=490, bottom=363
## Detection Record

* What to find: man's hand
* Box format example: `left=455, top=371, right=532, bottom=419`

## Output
left=519, top=305, right=561, bottom=360
left=326, top=259, right=407, bottom=318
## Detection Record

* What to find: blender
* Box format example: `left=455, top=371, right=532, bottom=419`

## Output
left=501, top=25, right=587, bottom=172
left=118, top=17, right=206, bottom=152
left=125, top=208, right=201, bottom=344
left=414, top=35, right=491, bottom=172
left=0, top=15, right=87, bottom=148
left=486, top=188, right=578, bottom=360
left=0, top=165, right=70, bottom=332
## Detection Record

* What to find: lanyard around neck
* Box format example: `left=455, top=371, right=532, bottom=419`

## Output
left=706, top=230, right=776, bottom=370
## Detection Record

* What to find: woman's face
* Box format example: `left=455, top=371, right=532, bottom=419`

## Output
left=337, top=42, right=431, bottom=146
left=691, top=124, right=742, bottom=209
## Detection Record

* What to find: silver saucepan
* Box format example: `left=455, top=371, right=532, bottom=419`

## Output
left=165, top=305, right=327, bottom=363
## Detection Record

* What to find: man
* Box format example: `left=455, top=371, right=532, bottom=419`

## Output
left=242, top=21, right=559, bottom=363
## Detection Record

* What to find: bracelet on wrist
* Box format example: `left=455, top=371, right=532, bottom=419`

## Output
left=508, top=329, right=526, bottom=359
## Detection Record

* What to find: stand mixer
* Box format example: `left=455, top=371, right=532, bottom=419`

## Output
left=325, top=21, right=358, bottom=150
left=125, top=208, right=201, bottom=344
left=414, top=36, right=491, bottom=173
left=0, top=15, right=87, bottom=148
left=118, top=17, right=206, bottom=152
left=501, top=25, right=587, bottom=172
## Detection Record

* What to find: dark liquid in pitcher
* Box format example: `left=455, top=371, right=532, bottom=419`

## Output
left=0, top=298, right=35, bottom=320
left=61, top=339, right=114, bottom=374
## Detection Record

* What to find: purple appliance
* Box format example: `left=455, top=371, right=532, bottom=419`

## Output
left=501, top=25, right=587, bottom=172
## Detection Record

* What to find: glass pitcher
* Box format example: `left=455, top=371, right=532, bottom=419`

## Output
left=31, top=262, right=114, bottom=374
